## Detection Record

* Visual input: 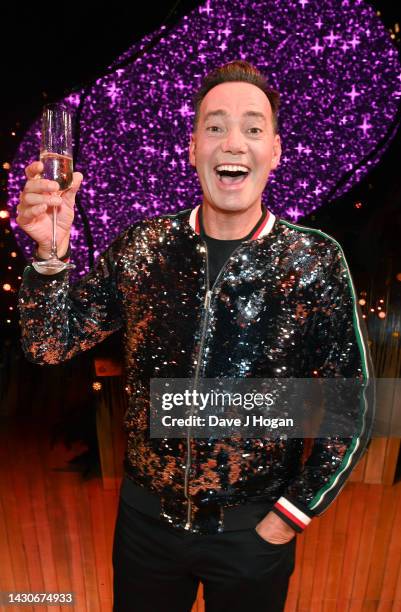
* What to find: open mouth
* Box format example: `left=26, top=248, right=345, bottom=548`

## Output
left=214, top=165, right=250, bottom=186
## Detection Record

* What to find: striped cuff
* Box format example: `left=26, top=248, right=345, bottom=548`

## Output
left=271, top=496, right=314, bottom=533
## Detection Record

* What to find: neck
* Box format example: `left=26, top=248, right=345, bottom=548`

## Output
left=202, top=201, right=265, bottom=240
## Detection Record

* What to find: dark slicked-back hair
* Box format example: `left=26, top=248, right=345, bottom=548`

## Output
left=192, top=60, right=280, bottom=134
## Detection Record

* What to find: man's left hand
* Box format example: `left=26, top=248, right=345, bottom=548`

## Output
left=255, top=510, right=296, bottom=544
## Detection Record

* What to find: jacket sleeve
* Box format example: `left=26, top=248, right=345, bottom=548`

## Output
left=271, top=240, right=375, bottom=533
left=18, top=225, right=135, bottom=365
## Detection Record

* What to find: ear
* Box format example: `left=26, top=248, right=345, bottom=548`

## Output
left=271, top=134, right=282, bottom=171
left=189, top=133, right=196, bottom=167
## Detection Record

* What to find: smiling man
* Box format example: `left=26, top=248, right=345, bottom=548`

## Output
left=18, top=60, right=374, bottom=612
left=189, top=77, right=281, bottom=240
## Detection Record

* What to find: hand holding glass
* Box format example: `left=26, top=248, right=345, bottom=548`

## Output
left=32, top=103, right=75, bottom=273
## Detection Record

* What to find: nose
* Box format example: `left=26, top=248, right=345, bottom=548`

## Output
left=220, top=126, right=248, bottom=154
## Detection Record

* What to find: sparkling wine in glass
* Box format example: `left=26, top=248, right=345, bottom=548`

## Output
left=32, top=103, right=75, bottom=273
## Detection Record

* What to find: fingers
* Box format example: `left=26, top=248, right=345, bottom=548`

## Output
left=24, top=177, right=60, bottom=194
left=17, top=190, right=62, bottom=225
left=20, top=162, right=83, bottom=218
left=24, top=160, right=59, bottom=192
left=20, top=191, right=61, bottom=207
left=16, top=202, right=48, bottom=224
left=24, top=163, right=84, bottom=194
left=71, top=172, right=84, bottom=190
left=62, top=172, right=84, bottom=198
left=25, top=160, right=44, bottom=180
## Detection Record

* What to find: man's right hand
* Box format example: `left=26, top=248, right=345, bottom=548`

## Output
left=16, top=160, right=84, bottom=259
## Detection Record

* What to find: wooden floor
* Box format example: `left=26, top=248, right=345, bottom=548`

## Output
left=1, top=417, right=401, bottom=611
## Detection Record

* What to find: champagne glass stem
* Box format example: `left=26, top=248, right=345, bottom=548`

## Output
left=50, top=203, right=58, bottom=259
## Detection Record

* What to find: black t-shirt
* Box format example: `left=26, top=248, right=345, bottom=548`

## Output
left=199, top=205, right=267, bottom=288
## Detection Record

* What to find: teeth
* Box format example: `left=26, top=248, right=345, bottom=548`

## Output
left=215, top=164, right=249, bottom=173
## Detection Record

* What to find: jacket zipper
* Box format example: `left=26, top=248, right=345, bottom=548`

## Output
left=183, top=239, right=247, bottom=529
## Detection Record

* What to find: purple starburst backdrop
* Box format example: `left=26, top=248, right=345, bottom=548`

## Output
left=7, top=0, right=401, bottom=276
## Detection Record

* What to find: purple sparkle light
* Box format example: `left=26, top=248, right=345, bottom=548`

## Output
left=7, top=0, right=401, bottom=276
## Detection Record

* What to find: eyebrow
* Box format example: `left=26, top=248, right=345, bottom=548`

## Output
left=203, top=110, right=267, bottom=123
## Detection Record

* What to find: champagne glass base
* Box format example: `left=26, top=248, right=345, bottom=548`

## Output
left=32, top=258, right=75, bottom=274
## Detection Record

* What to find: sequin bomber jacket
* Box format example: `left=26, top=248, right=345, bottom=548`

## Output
left=18, top=205, right=374, bottom=534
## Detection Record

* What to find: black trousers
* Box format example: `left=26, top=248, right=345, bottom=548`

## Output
left=112, top=496, right=296, bottom=612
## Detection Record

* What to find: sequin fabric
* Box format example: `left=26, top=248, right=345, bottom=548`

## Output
left=18, top=208, right=374, bottom=534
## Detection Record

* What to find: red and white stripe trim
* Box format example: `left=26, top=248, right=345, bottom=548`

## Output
left=189, top=205, right=275, bottom=240
left=274, top=496, right=312, bottom=530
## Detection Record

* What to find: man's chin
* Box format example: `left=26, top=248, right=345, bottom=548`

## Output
left=206, top=197, right=257, bottom=214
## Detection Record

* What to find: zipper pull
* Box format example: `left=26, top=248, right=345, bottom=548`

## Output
left=204, top=289, right=212, bottom=309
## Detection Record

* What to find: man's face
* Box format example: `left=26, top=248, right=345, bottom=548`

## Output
left=189, top=81, right=281, bottom=214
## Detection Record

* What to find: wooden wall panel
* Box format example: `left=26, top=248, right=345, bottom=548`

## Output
left=2, top=417, right=401, bottom=610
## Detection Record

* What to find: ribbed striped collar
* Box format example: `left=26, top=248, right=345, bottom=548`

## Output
left=189, top=204, right=276, bottom=240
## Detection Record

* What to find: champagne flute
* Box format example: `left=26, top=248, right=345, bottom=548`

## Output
left=32, top=103, right=75, bottom=273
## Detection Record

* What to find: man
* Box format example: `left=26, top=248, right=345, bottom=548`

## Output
left=17, top=61, right=374, bottom=611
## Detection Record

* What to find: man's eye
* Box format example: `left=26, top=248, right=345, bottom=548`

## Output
left=206, top=126, right=222, bottom=132
left=248, top=127, right=262, bottom=134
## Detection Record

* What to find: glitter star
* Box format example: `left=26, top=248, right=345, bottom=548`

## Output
left=221, top=26, right=232, bottom=37
left=105, top=82, right=120, bottom=105
left=287, top=206, right=302, bottom=221
left=179, top=103, right=191, bottom=117
left=199, top=0, right=213, bottom=16
left=100, top=210, right=110, bottom=224
left=141, top=145, right=156, bottom=155
left=349, top=34, right=361, bottom=50
left=311, top=40, right=324, bottom=55
left=358, top=115, right=372, bottom=136
left=345, top=85, right=360, bottom=104
left=324, top=30, right=340, bottom=46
